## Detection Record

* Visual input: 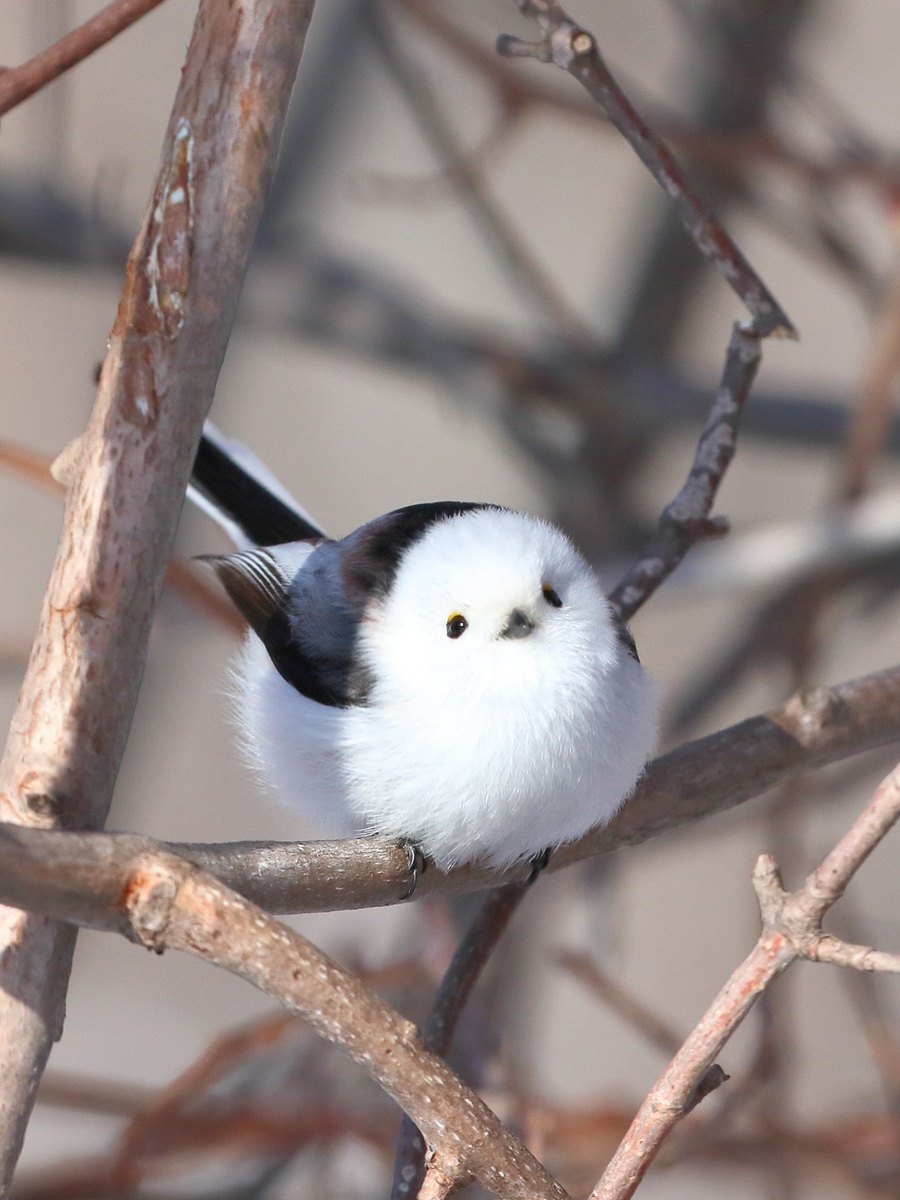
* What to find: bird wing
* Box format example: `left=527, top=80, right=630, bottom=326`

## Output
left=204, top=541, right=373, bottom=709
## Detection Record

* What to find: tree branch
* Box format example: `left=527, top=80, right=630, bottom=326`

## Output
left=0, top=0, right=316, bottom=1186
left=0, top=0, right=170, bottom=118
left=588, top=760, right=900, bottom=1200
left=0, top=664, right=898, bottom=921
left=497, top=0, right=795, bottom=337
left=608, top=322, right=760, bottom=620
left=0, top=844, right=568, bottom=1200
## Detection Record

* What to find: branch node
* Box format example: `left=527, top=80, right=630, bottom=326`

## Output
left=784, top=686, right=852, bottom=742
left=50, top=436, right=86, bottom=490
left=683, top=1063, right=730, bottom=1115
left=121, top=860, right=182, bottom=949
left=569, top=30, right=594, bottom=56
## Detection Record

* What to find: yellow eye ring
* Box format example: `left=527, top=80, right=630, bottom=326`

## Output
left=446, top=613, right=468, bottom=639
left=542, top=584, right=563, bottom=608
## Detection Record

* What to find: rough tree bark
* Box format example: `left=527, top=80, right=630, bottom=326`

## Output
left=0, top=0, right=315, bottom=1188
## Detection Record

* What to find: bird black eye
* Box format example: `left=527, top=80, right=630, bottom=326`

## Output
left=542, top=584, right=563, bottom=608
left=446, top=613, right=468, bottom=639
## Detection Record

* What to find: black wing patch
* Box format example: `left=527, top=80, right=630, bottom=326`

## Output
left=205, top=548, right=371, bottom=708
left=192, top=434, right=323, bottom=546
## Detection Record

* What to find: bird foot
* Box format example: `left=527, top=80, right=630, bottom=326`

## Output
left=399, top=841, right=429, bottom=901
left=525, top=847, right=553, bottom=885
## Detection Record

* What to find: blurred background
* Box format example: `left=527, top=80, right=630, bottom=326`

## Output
left=2, top=2, right=900, bottom=1197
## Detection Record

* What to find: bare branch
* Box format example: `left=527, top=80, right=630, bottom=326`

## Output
left=0, top=664, right=898, bottom=920
left=491, top=4, right=796, bottom=613
left=0, top=0, right=170, bottom=118
left=808, top=937, right=900, bottom=974
left=0, top=0, right=316, bottom=1185
left=392, top=883, right=531, bottom=1198
left=401, top=0, right=900, bottom=201
left=609, top=322, right=760, bottom=620
left=498, top=1, right=795, bottom=337
left=0, top=844, right=568, bottom=1200
left=588, top=760, right=900, bottom=1200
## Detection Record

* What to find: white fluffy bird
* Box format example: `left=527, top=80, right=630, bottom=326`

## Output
left=192, top=428, right=659, bottom=874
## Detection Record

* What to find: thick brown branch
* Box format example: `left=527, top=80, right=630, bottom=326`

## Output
left=0, top=0, right=316, bottom=1185
left=2, top=846, right=568, bottom=1200
left=193, top=664, right=900, bottom=910
left=0, top=665, right=898, bottom=921
left=0, top=0, right=169, bottom=117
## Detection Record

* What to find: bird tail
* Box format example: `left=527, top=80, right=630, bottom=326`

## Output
left=189, top=422, right=327, bottom=548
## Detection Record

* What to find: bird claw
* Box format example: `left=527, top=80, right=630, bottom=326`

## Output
left=399, top=841, right=429, bottom=901
left=525, top=847, right=552, bottom=885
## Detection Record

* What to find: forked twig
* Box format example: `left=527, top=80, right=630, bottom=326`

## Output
left=589, top=762, right=900, bottom=1200
left=495, top=0, right=796, bottom=619
left=498, top=0, right=794, bottom=337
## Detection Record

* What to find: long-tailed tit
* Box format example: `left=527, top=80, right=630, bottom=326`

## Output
left=191, top=427, right=659, bottom=876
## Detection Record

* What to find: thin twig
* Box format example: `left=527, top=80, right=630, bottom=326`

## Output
left=609, top=322, right=761, bottom=621
left=491, top=3, right=795, bottom=616
left=0, top=0, right=170, bottom=118
left=589, top=761, right=900, bottom=1200
left=400, top=0, right=900, bottom=201
left=391, top=883, right=530, bottom=1198
left=497, top=0, right=795, bottom=336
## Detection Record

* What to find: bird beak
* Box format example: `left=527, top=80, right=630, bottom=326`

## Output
left=500, top=608, right=536, bottom=639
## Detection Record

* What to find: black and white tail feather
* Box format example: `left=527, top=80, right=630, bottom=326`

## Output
left=190, top=424, right=659, bottom=873
left=189, top=422, right=325, bottom=549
